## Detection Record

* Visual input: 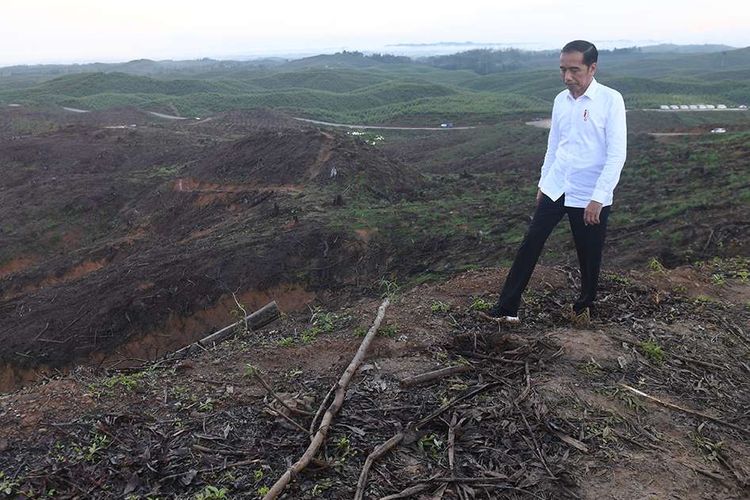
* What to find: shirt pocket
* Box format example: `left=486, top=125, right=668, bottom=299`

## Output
left=587, top=111, right=607, bottom=131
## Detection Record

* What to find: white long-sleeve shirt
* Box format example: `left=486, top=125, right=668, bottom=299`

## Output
left=538, top=78, right=627, bottom=208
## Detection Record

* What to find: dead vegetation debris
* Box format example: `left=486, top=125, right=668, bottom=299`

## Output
left=1, top=265, right=749, bottom=499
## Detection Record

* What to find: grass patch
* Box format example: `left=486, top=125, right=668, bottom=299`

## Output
left=639, top=340, right=665, bottom=364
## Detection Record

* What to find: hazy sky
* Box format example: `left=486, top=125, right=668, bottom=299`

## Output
left=2, top=0, right=748, bottom=65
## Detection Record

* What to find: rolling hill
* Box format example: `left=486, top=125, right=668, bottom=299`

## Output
left=3, top=46, right=749, bottom=124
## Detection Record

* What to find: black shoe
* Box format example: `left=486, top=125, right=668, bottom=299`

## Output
left=478, top=304, right=520, bottom=325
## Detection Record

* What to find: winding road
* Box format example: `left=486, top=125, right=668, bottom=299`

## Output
left=292, top=117, right=477, bottom=130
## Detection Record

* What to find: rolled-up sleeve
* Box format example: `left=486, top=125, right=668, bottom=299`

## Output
left=591, top=93, right=627, bottom=204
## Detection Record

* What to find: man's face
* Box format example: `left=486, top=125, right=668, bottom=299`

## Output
left=560, top=51, right=596, bottom=97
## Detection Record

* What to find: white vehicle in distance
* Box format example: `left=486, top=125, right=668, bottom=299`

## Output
left=710, top=128, right=726, bottom=134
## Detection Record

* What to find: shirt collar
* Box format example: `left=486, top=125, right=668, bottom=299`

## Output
left=583, top=78, right=600, bottom=99
left=567, top=77, right=600, bottom=101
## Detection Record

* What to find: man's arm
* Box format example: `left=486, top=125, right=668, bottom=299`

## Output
left=585, top=93, right=627, bottom=224
left=591, top=93, right=627, bottom=204
left=538, top=99, right=561, bottom=189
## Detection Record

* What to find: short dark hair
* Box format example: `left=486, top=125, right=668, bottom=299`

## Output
left=562, top=40, right=598, bottom=66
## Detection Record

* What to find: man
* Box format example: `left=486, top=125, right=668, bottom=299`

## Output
left=485, top=40, right=627, bottom=325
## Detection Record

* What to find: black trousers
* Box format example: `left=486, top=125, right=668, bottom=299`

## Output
left=496, top=194, right=610, bottom=316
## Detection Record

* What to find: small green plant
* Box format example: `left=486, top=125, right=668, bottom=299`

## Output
left=430, top=300, right=450, bottom=313
left=311, top=478, right=334, bottom=496
left=606, top=272, right=633, bottom=286
left=711, top=273, right=726, bottom=286
left=309, top=306, right=337, bottom=333
left=102, top=372, right=143, bottom=391
left=300, top=306, right=340, bottom=344
left=277, top=337, right=295, bottom=347
left=301, top=328, right=318, bottom=344
left=195, top=485, right=228, bottom=500
left=378, top=278, right=400, bottom=297
left=417, top=433, right=444, bottom=460
left=0, top=471, right=20, bottom=497
left=353, top=326, right=367, bottom=337
left=335, top=435, right=350, bottom=455
left=379, top=324, right=398, bottom=337
left=244, top=364, right=259, bottom=378
left=198, top=398, right=215, bottom=412
left=84, top=433, right=110, bottom=462
left=49, top=440, right=67, bottom=462
left=257, top=486, right=270, bottom=498
left=469, top=297, right=491, bottom=311
left=694, top=294, right=716, bottom=304
left=640, top=340, right=665, bottom=364
left=690, top=431, right=724, bottom=462
left=648, top=258, right=665, bottom=273
left=578, top=359, right=603, bottom=376
left=435, top=350, right=449, bottom=363
left=448, top=382, right=469, bottom=392
left=672, top=284, right=688, bottom=294
left=253, top=468, right=264, bottom=482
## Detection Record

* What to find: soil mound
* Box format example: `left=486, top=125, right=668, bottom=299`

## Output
left=190, top=127, right=419, bottom=192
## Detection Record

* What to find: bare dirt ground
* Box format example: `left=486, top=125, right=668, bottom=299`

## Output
left=0, top=106, right=420, bottom=390
left=1, top=264, right=748, bottom=499
left=1, top=105, right=749, bottom=499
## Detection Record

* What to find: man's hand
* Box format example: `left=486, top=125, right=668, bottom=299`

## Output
left=584, top=200, right=603, bottom=225
left=536, top=189, right=543, bottom=206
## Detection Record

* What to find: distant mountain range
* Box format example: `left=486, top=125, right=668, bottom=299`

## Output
left=0, top=43, right=742, bottom=73
left=383, top=41, right=738, bottom=56
left=639, top=43, right=738, bottom=53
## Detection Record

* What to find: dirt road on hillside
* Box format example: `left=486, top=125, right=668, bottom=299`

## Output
left=293, top=117, right=477, bottom=130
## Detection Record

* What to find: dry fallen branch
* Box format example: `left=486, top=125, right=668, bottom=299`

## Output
left=516, top=402, right=556, bottom=479
left=399, top=365, right=473, bottom=388
left=669, top=352, right=725, bottom=371
left=677, top=460, right=732, bottom=486
left=379, top=483, right=432, bottom=500
left=263, top=297, right=390, bottom=500
left=448, top=413, right=457, bottom=473
left=309, top=382, right=337, bottom=439
left=457, top=350, right=527, bottom=365
left=251, top=370, right=314, bottom=417
left=354, top=432, right=405, bottom=500
left=172, top=301, right=280, bottom=358
left=415, top=381, right=502, bottom=432
left=549, top=430, right=589, bottom=454
left=262, top=403, right=310, bottom=436
left=620, top=384, right=750, bottom=437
